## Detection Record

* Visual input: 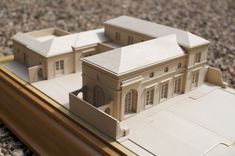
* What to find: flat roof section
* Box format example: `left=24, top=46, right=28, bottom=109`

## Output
left=83, top=34, right=185, bottom=76
left=32, top=72, right=83, bottom=108
left=26, top=28, right=71, bottom=38
left=118, top=84, right=235, bottom=156
left=105, top=16, right=210, bottom=48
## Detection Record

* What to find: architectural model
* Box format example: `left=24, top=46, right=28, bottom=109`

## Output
left=5, top=16, right=235, bottom=156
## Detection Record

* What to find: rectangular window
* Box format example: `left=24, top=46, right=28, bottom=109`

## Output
left=160, top=82, right=169, bottom=100
left=192, top=70, right=199, bottom=88
left=125, top=91, right=133, bottom=114
left=23, top=53, right=29, bottom=65
left=174, top=77, right=182, bottom=94
left=145, top=88, right=154, bottom=106
left=60, top=60, right=64, bottom=70
left=115, top=32, right=120, bottom=41
left=194, top=52, right=201, bottom=64
left=55, top=60, right=64, bottom=71
left=56, top=61, right=59, bottom=70
left=128, top=36, right=134, bottom=45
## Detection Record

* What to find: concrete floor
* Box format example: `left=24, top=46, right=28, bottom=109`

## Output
left=4, top=60, right=235, bottom=156
left=3, top=61, right=29, bottom=82
left=3, top=60, right=83, bottom=109
left=118, top=84, right=235, bottom=156
left=32, top=72, right=82, bottom=108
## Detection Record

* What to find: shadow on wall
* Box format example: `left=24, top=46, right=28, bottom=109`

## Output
left=69, top=88, right=129, bottom=139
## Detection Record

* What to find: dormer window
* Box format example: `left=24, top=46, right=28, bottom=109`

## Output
left=194, top=52, right=201, bottom=64
left=164, top=67, right=169, bottom=72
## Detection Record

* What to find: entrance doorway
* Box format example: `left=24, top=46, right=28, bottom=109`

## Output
left=191, top=70, right=199, bottom=89
left=23, top=53, right=29, bottom=66
left=55, top=60, right=64, bottom=76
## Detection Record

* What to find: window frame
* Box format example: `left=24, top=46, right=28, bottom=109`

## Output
left=177, top=62, right=182, bottom=68
left=192, top=70, right=200, bottom=88
left=194, top=52, right=201, bottom=64
left=145, top=88, right=155, bottom=106
left=149, top=72, right=154, bottom=78
left=55, top=60, right=64, bottom=71
left=160, top=81, right=169, bottom=101
left=128, top=35, right=134, bottom=45
left=125, top=90, right=133, bottom=114
left=115, top=32, right=120, bottom=41
left=164, top=66, right=169, bottom=72
left=93, top=86, right=105, bottom=107
left=173, top=77, right=182, bottom=94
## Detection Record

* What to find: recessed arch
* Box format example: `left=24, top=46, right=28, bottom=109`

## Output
left=104, top=107, right=111, bottom=115
left=124, top=89, right=137, bottom=115
left=93, top=86, right=105, bottom=107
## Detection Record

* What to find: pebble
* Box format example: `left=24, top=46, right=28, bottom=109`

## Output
left=1, top=148, right=7, bottom=155
left=11, top=150, right=24, bottom=156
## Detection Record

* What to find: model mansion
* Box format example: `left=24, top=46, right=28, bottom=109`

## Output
left=12, top=16, right=211, bottom=121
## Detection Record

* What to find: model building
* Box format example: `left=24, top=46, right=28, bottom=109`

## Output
left=5, top=16, right=235, bottom=156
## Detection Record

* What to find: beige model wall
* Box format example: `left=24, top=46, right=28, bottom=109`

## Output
left=47, top=52, right=75, bottom=79
left=104, top=24, right=153, bottom=46
left=118, top=57, right=187, bottom=120
left=83, top=55, right=193, bottom=121
left=13, top=41, right=47, bottom=79
left=69, top=93, right=124, bottom=139
left=184, top=45, right=209, bottom=92
left=13, top=41, right=46, bottom=67
left=96, top=43, right=113, bottom=53
left=186, top=45, right=208, bottom=67
left=82, top=63, right=121, bottom=119
left=13, top=41, right=75, bottom=80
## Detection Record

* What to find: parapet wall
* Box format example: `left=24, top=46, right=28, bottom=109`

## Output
left=69, top=91, right=126, bottom=139
left=205, top=66, right=228, bottom=88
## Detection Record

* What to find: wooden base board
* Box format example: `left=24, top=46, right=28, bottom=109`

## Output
left=0, top=59, right=135, bottom=156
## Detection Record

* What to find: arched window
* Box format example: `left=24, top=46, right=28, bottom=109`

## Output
left=93, top=86, right=105, bottom=107
left=125, top=89, right=137, bottom=114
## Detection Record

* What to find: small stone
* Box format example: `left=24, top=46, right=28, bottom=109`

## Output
left=1, top=143, right=7, bottom=148
left=1, top=148, right=7, bottom=155
left=11, top=149, right=24, bottom=156
left=229, top=67, right=235, bottom=76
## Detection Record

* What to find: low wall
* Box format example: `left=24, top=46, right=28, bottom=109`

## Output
left=28, top=65, right=42, bottom=83
left=69, top=92, right=126, bottom=139
left=205, top=66, right=228, bottom=88
left=98, top=102, right=113, bottom=115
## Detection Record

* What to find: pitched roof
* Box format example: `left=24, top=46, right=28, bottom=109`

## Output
left=12, top=28, right=108, bottom=57
left=104, top=16, right=210, bottom=48
left=83, top=35, right=185, bottom=76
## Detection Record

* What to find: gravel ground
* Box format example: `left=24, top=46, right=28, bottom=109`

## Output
left=0, top=0, right=234, bottom=155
